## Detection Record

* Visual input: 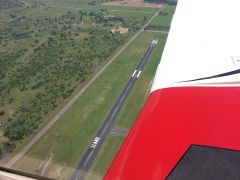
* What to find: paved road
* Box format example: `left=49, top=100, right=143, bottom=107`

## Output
left=6, top=4, right=168, bottom=168
left=71, top=42, right=157, bottom=180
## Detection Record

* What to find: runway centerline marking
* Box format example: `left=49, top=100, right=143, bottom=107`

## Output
left=83, top=151, right=94, bottom=167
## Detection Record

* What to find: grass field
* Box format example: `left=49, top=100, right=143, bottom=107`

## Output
left=146, top=3, right=176, bottom=31
left=116, top=31, right=168, bottom=130
left=12, top=30, right=165, bottom=179
left=0, top=0, right=158, bottom=22
left=85, top=134, right=125, bottom=180
left=0, top=0, right=158, bottom=160
left=16, top=6, right=80, bottom=18
left=0, top=12, right=12, bottom=23
left=30, top=0, right=91, bottom=7
left=98, top=5, right=159, bottom=12
left=0, top=0, right=174, bottom=178
left=111, top=10, right=153, bottom=21
left=84, top=31, right=168, bottom=180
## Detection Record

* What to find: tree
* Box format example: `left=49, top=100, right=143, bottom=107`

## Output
left=3, top=141, right=16, bottom=153
left=0, top=110, right=4, bottom=116
left=0, top=147, right=3, bottom=159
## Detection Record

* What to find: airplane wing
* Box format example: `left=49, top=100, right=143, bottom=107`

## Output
left=104, top=0, right=240, bottom=179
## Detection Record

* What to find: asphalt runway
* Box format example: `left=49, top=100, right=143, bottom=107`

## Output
left=71, top=41, right=157, bottom=180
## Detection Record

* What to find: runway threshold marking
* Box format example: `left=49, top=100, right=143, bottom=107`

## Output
left=132, top=70, right=137, bottom=77
left=137, top=71, right=142, bottom=78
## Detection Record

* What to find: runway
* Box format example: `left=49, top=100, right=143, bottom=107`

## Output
left=71, top=40, right=158, bottom=180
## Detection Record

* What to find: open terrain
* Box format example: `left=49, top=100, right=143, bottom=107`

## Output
left=12, top=30, right=167, bottom=179
left=0, top=0, right=176, bottom=179
left=0, top=0, right=25, bottom=9
left=0, top=0, right=155, bottom=161
left=83, top=5, right=175, bottom=177
left=85, top=134, right=125, bottom=180
left=71, top=35, right=159, bottom=180
left=85, top=31, right=168, bottom=180
left=116, top=31, right=168, bottom=130
left=103, top=0, right=164, bottom=8
left=145, top=2, right=176, bottom=31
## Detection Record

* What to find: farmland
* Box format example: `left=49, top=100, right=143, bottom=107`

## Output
left=0, top=0, right=176, bottom=179
left=12, top=30, right=166, bottom=179
left=146, top=2, right=176, bottom=31
left=0, top=0, right=155, bottom=159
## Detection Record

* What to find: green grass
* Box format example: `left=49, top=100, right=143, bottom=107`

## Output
left=18, top=6, right=80, bottom=18
left=84, top=31, right=168, bottom=179
left=85, top=134, right=125, bottom=180
left=12, top=31, right=164, bottom=179
left=146, top=3, right=176, bottom=31
left=110, top=10, right=154, bottom=21
left=116, top=31, right=168, bottom=130
left=30, top=0, right=91, bottom=7
left=0, top=0, right=152, bottom=158
left=98, top=4, right=159, bottom=12
left=0, top=1, right=172, bottom=179
left=9, top=3, right=88, bottom=19
left=0, top=12, right=12, bottom=23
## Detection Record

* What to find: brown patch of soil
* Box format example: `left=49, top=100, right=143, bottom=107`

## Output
left=111, top=26, right=129, bottom=34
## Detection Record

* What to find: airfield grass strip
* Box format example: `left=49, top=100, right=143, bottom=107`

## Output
left=11, top=31, right=164, bottom=179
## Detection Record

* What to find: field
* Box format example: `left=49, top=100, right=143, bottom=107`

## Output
left=11, top=30, right=167, bottom=179
left=0, top=0, right=24, bottom=10
left=0, top=0, right=156, bottom=159
left=103, top=0, right=164, bottom=8
left=111, top=10, right=153, bottom=19
left=86, top=31, right=168, bottom=179
left=82, top=5, right=172, bottom=177
left=146, top=2, right=176, bottom=31
left=85, top=134, right=125, bottom=180
left=99, top=4, right=159, bottom=12
left=0, top=0, right=175, bottom=179
left=116, top=31, right=167, bottom=130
